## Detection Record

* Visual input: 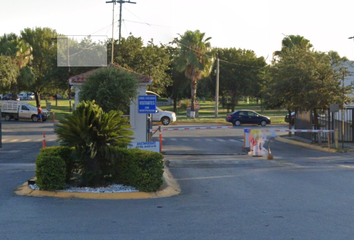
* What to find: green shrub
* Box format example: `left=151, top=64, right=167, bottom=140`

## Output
left=39, top=146, right=75, bottom=183
left=54, top=100, right=133, bottom=187
left=35, top=155, right=66, bottom=191
left=113, top=148, right=164, bottom=192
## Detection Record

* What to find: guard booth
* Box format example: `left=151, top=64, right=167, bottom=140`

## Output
left=68, top=64, right=154, bottom=144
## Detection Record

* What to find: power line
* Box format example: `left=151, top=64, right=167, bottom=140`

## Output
left=106, top=0, right=136, bottom=64
left=124, top=19, right=172, bottom=28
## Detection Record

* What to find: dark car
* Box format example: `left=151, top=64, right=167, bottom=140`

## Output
left=285, top=112, right=295, bottom=125
left=1, top=93, right=19, bottom=101
left=226, top=110, right=271, bottom=126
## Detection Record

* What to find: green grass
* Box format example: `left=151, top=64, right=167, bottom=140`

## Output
left=26, top=99, right=73, bottom=121
left=159, top=100, right=288, bottom=124
left=32, top=99, right=288, bottom=124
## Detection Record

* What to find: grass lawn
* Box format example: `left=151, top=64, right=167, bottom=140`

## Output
left=31, top=99, right=287, bottom=125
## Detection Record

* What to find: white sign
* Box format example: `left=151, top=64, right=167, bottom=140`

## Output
left=128, top=141, right=160, bottom=153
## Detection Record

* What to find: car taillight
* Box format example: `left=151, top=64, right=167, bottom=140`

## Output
left=227, top=115, right=231, bottom=119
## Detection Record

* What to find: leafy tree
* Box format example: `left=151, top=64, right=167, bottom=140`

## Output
left=54, top=100, right=133, bottom=186
left=113, top=35, right=172, bottom=96
left=0, top=34, right=34, bottom=97
left=0, top=56, right=19, bottom=91
left=79, top=67, right=138, bottom=113
left=267, top=35, right=351, bottom=130
left=20, top=27, right=58, bottom=106
left=175, top=30, right=215, bottom=118
left=165, top=45, right=190, bottom=112
left=216, top=48, right=266, bottom=111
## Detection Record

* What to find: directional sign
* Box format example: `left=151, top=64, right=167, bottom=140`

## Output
left=138, top=95, right=156, bottom=114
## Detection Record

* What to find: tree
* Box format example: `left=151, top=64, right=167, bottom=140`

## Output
left=113, top=35, right=172, bottom=96
left=274, top=34, right=313, bottom=59
left=266, top=35, right=314, bottom=130
left=267, top=35, right=351, bottom=130
left=0, top=56, right=19, bottom=90
left=54, top=100, right=133, bottom=186
left=165, top=45, right=190, bottom=112
left=175, top=30, right=214, bottom=118
left=0, top=34, right=34, bottom=97
left=79, top=67, right=138, bottom=113
left=216, top=48, right=266, bottom=111
left=20, top=27, right=58, bottom=106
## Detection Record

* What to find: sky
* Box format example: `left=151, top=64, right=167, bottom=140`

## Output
left=1, top=0, right=354, bottom=63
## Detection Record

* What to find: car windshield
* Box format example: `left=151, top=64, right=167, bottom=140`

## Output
left=27, top=105, right=37, bottom=111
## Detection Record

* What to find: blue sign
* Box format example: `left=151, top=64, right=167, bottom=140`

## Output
left=138, top=95, right=157, bottom=114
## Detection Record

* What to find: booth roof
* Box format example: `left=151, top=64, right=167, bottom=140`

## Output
left=68, top=64, right=152, bottom=84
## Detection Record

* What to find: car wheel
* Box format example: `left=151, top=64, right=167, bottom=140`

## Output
left=4, top=115, right=11, bottom=121
left=233, top=120, right=241, bottom=126
left=31, top=115, right=39, bottom=122
left=260, top=120, right=267, bottom=127
left=161, top=117, right=170, bottom=126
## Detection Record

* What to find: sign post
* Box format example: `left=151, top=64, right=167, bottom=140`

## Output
left=138, top=95, right=157, bottom=142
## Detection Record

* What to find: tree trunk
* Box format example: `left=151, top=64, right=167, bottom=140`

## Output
left=190, top=79, right=197, bottom=118
left=173, top=96, right=177, bottom=113
left=288, top=109, right=292, bottom=136
left=35, top=91, right=41, bottom=107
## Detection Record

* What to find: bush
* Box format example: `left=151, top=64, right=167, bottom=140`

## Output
left=54, top=100, right=133, bottom=187
left=113, top=148, right=164, bottom=192
left=35, top=154, right=66, bottom=191
left=39, top=146, right=75, bottom=183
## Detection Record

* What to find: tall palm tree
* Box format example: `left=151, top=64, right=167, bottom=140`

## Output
left=274, top=35, right=313, bottom=58
left=0, top=36, right=33, bottom=99
left=175, top=30, right=214, bottom=118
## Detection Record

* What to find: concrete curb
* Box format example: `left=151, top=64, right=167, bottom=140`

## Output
left=14, top=166, right=181, bottom=200
left=276, top=137, right=337, bottom=153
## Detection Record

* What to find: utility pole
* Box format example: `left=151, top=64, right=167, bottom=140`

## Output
left=106, top=0, right=136, bottom=64
left=342, top=72, right=345, bottom=149
left=215, top=58, right=219, bottom=118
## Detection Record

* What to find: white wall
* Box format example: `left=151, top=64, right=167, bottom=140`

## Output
left=71, top=82, right=150, bottom=143
left=130, top=84, right=149, bottom=142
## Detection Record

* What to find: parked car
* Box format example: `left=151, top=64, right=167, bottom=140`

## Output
left=1, top=93, right=19, bottom=101
left=285, top=112, right=295, bottom=125
left=152, top=107, right=177, bottom=125
left=226, top=110, right=271, bottom=126
left=27, top=93, right=35, bottom=100
left=18, top=93, right=26, bottom=100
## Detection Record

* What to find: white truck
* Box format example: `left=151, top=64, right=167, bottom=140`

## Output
left=0, top=101, right=50, bottom=122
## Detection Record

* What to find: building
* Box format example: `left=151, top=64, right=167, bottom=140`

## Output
left=68, top=64, right=152, bottom=142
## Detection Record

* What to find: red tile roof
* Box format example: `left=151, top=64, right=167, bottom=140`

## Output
left=68, top=64, right=152, bottom=84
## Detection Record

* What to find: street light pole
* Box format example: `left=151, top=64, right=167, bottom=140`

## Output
left=215, top=58, right=219, bottom=118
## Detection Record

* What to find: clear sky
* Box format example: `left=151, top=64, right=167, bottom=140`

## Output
left=1, top=0, right=354, bottom=63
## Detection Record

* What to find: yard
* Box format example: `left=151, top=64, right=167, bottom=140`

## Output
left=25, top=99, right=288, bottom=124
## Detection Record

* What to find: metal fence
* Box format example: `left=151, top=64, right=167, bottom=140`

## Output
left=294, top=108, right=354, bottom=143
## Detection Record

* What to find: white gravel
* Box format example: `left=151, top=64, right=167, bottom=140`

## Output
left=29, top=183, right=138, bottom=193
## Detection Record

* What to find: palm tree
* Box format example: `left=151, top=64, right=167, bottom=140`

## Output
left=274, top=35, right=313, bottom=58
left=54, top=100, right=133, bottom=186
left=175, top=30, right=214, bottom=118
left=11, top=39, right=34, bottom=99
left=0, top=35, right=34, bottom=99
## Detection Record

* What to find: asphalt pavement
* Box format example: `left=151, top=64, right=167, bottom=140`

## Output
left=2, top=121, right=354, bottom=239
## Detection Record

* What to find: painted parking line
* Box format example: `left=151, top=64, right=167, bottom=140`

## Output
left=216, top=139, right=226, bottom=142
